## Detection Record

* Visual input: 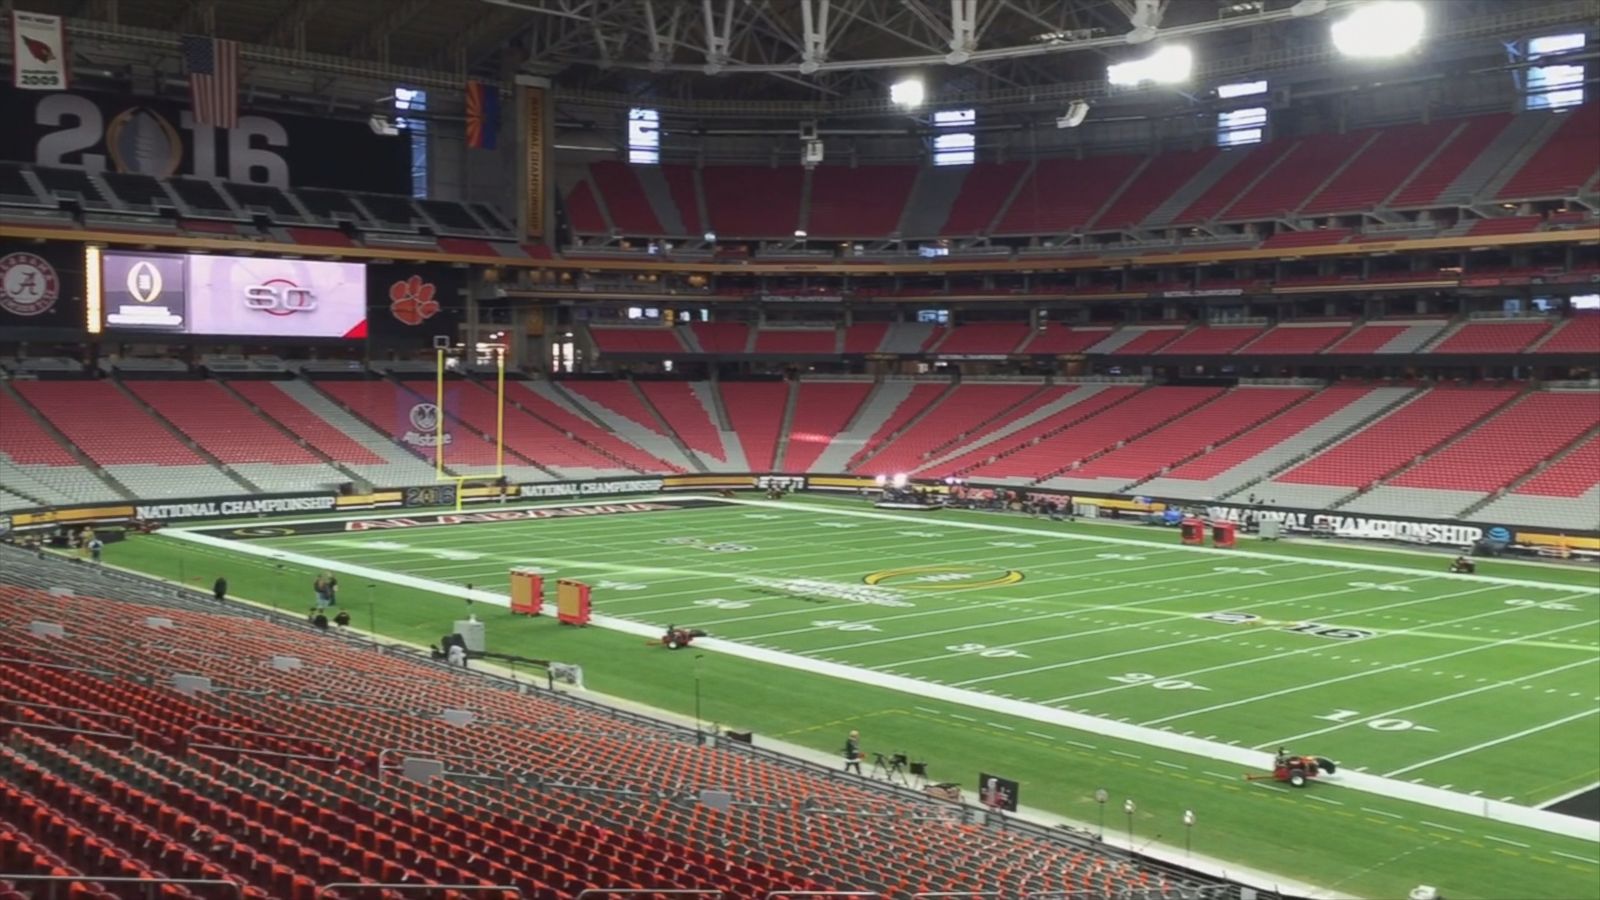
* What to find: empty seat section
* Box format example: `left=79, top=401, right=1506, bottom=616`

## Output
left=754, top=329, right=836, bottom=354
left=702, top=166, right=802, bottom=237
left=1174, top=141, right=1297, bottom=223
left=938, top=162, right=1026, bottom=235
left=420, top=198, right=487, bottom=232
left=126, top=381, right=319, bottom=464
left=1429, top=321, right=1551, bottom=354
left=1302, top=121, right=1459, bottom=213
left=661, top=165, right=703, bottom=234
left=398, top=380, right=610, bottom=474
left=968, top=387, right=1215, bottom=480
left=689, top=322, right=750, bottom=354
left=563, top=180, right=608, bottom=233
left=1155, top=326, right=1264, bottom=355
left=315, top=379, right=494, bottom=466
left=995, top=155, right=1142, bottom=234
left=1237, top=323, right=1353, bottom=354
left=1466, top=215, right=1543, bottom=236
left=1021, top=327, right=1110, bottom=354
left=228, top=381, right=387, bottom=465
left=1275, top=388, right=1517, bottom=487
left=0, top=390, right=75, bottom=465
left=1094, top=147, right=1218, bottom=229
left=590, top=327, right=687, bottom=354
left=1223, top=134, right=1370, bottom=219
left=861, top=384, right=1039, bottom=475
left=845, top=384, right=948, bottom=471
left=1104, top=328, right=1183, bottom=355
left=842, top=322, right=889, bottom=353
left=507, top=383, right=676, bottom=472
left=1389, top=392, right=1599, bottom=492
left=1072, top=388, right=1307, bottom=480
left=1162, top=386, right=1378, bottom=480
left=1388, top=113, right=1512, bottom=206
left=1325, top=323, right=1410, bottom=353
left=590, top=161, right=664, bottom=234
left=563, top=381, right=665, bottom=431
left=720, top=382, right=787, bottom=471
left=1259, top=228, right=1352, bottom=249
left=1496, top=103, right=1600, bottom=199
left=226, top=182, right=301, bottom=218
left=100, top=171, right=170, bottom=209
left=639, top=382, right=727, bottom=463
left=1515, top=434, right=1600, bottom=496
left=167, top=178, right=234, bottom=215
left=935, top=323, right=1029, bottom=355
left=780, top=382, right=872, bottom=472
left=808, top=166, right=917, bottom=237
left=13, top=381, right=203, bottom=466
left=1534, top=315, right=1600, bottom=353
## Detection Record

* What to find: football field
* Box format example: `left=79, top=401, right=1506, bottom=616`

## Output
left=141, top=492, right=1600, bottom=898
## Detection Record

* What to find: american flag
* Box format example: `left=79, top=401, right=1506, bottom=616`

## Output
left=181, top=35, right=238, bottom=128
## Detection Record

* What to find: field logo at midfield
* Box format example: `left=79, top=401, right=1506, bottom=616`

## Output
left=864, top=564, right=1024, bottom=591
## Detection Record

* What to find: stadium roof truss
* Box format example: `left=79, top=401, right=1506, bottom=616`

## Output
left=11, top=0, right=1600, bottom=119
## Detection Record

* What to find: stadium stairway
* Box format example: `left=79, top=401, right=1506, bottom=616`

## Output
left=1265, top=386, right=1524, bottom=511
left=1137, top=148, right=1245, bottom=228
left=1340, top=391, right=1600, bottom=520
left=916, top=385, right=1112, bottom=477
left=767, top=380, right=802, bottom=472
left=897, top=164, right=966, bottom=237
left=1032, top=386, right=1230, bottom=491
left=854, top=382, right=1046, bottom=476
left=806, top=380, right=920, bottom=473
left=717, top=381, right=787, bottom=472
left=778, top=380, right=874, bottom=473
left=955, top=385, right=1148, bottom=484
left=123, top=379, right=348, bottom=495
left=304, top=376, right=481, bottom=480
left=498, top=380, right=675, bottom=475
left=845, top=380, right=958, bottom=473
left=1473, top=432, right=1600, bottom=531
left=393, top=377, right=575, bottom=481
left=551, top=380, right=703, bottom=473
left=1141, top=385, right=1415, bottom=502
left=250, top=378, right=440, bottom=486
left=1435, top=111, right=1553, bottom=205
left=693, top=381, right=750, bottom=471
left=0, top=382, right=132, bottom=507
left=212, top=379, right=371, bottom=487
left=634, top=381, right=737, bottom=471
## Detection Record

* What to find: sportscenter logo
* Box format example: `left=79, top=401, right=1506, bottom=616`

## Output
left=244, top=280, right=317, bottom=315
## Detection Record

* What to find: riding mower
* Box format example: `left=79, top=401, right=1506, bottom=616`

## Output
left=1246, top=752, right=1338, bottom=787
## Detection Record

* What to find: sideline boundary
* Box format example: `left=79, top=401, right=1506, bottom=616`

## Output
left=163, top=500, right=1600, bottom=843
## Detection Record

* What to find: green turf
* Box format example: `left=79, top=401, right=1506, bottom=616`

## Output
left=110, top=493, right=1600, bottom=900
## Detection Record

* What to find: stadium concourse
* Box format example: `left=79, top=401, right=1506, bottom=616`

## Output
left=3, top=0, right=1600, bottom=898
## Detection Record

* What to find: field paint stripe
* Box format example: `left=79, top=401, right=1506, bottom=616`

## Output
left=1153, top=760, right=1187, bottom=770
left=1484, top=835, right=1531, bottom=848
left=1552, top=851, right=1599, bottom=865
left=913, top=706, right=942, bottom=715
left=1421, top=821, right=1464, bottom=833
left=1306, top=795, right=1343, bottom=806
left=986, top=722, right=1015, bottom=731
left=1202, top=771, right=1233, bottom=780
left=1385, top=708, right=1600, bottom=776
left=1028, top=580, right=1501, bottom=699
left=166, top=510, right=1600, bottom=844
left=1109, top=749, right=1141, bottom=759
left=871, top=567, right=1337, bottom=668
left=711, top=495, right=1588, bottom=592
left=1025, top=731, right=1054, bottom=740
left=1262, top=655, right=1600, bottom=748
left=1136, top=610, right=1597, bottom=726
left=1360, top=807, right=1403, bottom=819
left=949, top=713, right=976, bottom=722
left=1064, top=739, right=1096, bottom=750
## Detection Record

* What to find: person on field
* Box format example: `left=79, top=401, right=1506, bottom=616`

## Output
left=843, top=730, right=863, bottom=774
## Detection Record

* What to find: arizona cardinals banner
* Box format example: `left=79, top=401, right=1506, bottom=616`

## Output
left=366, top=265, right=464, bottom=347
left=11, top=10, right=68, bottom=90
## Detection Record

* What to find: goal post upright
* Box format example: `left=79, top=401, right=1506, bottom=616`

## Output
left=434, top=346, right=446, bottom=480
left=495, top=346, right=506, bottom=481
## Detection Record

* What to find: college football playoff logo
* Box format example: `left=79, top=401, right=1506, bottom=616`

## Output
left=0, top=252, right=59, bottom=317
left=126, top=260, right=164, bottom=304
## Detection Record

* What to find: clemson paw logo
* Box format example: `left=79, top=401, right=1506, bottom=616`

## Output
left=388, top=275, right=440, bottom=325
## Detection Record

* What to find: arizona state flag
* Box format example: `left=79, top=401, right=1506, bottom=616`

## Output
left=465, top=80, right=499, bottom=150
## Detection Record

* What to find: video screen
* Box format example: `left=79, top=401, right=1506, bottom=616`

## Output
left=101, top=251, right=367, bottom=338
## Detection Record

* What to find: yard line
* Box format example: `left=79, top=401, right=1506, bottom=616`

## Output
left=1538, top=781, right=1600, bottom=808
left=1552, top=851, right=1599, bottom=865
left=980, top=578, right=1491, bottom=694
left=1484, top=835, right=1531, bottom=849
left=1306, top=795, right=1342, bottom=806
left=1064, top=739, right=1097, bottom=750
left=1153, top=760, right=1187, bottom=770
left=949, top=713, right=976, bottom=722
left=1139, top=613, right=1599, bottom=727
left=1109, top=749, right=1141, bottom=759
left=1420, top=821, right=1464, bottom=833
left=1025, top=731, right=1054, bottom=740
left=1260, top=656, right=1600, bottom=747
left=1384, top=708, right=1600, bottom=776
left=987, top=722, right=1015, bottom=731
left=711, top=496, right=1591, bottom=592
left=867, top=566, right=1337, bottom=668
left=1360, top=808, right=1403, bottom=819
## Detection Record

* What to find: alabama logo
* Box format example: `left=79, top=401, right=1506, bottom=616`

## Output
left=389, top=274, right=441, bottom=325
left=0, top=252, right=59, bottom=317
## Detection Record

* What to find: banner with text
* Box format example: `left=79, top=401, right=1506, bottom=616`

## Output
left=11, top=10, right=68, bottom=91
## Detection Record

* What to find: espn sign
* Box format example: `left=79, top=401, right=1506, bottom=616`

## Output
left=100, top=250, right=365, bottom=337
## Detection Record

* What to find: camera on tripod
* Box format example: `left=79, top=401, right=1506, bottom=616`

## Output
left=871, top=750, right=925, bottom=787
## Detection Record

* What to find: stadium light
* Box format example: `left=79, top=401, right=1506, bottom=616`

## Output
left=891, top=473, right=909, bottom=488
left=1107, top=45, right=1192, bottom=87
left=874, top=474, right=888, bottom=487
left=890, top=77, right=926, bottom=109
left=1331, top=1, right=1425, bottom=58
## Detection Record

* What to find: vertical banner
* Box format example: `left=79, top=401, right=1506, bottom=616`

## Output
left=11, top=10, right=68, bottom=90
left=396, top=387, right=459, bottom=453
left=517, top=75, right=549, bottom=241
left=465, top=80, right=500, bottom=150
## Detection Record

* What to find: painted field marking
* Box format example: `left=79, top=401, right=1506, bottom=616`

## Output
left=1421, top=821, right=1464, bottom=833
left=1361, top=807, right=1403, bottom=819
left=1552, top=851, right=1599, bottom=865
left=1485, top=835, right=1531, bottom=849
left=1384, top=708, right=1600, bottom=777
left=1026, top=731, right=1055, bottom=740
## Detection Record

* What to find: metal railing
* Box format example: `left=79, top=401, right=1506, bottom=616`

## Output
left=316, top=884, right=521, bottom=899
left=574, top=892, right=723, bottom=900
left=0, top=874, right=245, bottom=899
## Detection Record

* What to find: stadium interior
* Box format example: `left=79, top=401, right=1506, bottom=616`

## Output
left=1, top=0, right=1599, bottom=898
